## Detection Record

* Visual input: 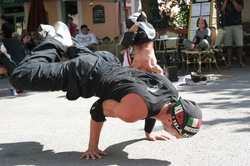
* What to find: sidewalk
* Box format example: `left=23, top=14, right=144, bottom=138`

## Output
left=0, top=65, right=250, bottom=166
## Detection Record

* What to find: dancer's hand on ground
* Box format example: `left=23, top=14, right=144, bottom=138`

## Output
left=145, top=132, right=170, bottom=141
left=80, top=147, right=107, bottom=160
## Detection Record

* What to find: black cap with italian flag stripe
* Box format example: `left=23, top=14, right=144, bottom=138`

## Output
left=171, top=98, right=202, bottom=138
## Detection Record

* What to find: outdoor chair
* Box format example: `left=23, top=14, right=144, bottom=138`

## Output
left=112, top=36, right=120, bottom=44
left=181, top=27, right=220, bottom=73
left=97, top=43, right=116, bottom=55
left=115, top=44, right=124, bottom=62
left=102, top=36, right=111, bottom=44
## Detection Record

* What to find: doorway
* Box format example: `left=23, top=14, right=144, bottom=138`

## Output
left=2, top=5, right=25, bottom=33
left=64, top=1, right=79, bottom=29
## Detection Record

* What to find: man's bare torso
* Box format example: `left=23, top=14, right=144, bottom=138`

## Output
left=131, top=41, right=163, bottom=74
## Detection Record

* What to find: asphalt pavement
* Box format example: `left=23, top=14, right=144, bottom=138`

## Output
left=0, top=63, right=250, bottom=166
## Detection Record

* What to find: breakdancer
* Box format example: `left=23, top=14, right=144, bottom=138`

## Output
left=10, top=21, right=202, bottom=160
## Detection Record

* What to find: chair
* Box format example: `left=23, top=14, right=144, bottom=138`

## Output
left=181, top=35, right=199, bottom=72
left=96, top=44, right=116, bottom=55
left=199, top=27, right=220, bottom=72
left=115, top=44, right=124, bottom=62
left=181, top=27, right=220, bottom=73
left=212, top=28, right=227, bottom=68
left=96, top=43, right=124, bottom=63
left=102, top=36, right=111, bottom=44
left=112, top=36, right=120, bottom=44
left=165, top=31, right=180, bottom=66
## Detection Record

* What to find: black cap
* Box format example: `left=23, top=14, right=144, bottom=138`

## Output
left=80, top=24, right=89, bottom=31
left=171, top=99, right=202, bottom=138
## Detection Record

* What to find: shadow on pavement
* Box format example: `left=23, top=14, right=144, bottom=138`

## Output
left=202, top=113, right=250, bottom=133
left=0, top=139, right=171, bottom=166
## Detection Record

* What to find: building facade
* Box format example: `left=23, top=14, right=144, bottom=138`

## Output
left=0, top=0, right=249, bottom=40
left=0, top=0, right=141, bottom=40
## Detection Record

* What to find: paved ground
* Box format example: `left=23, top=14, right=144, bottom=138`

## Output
left=0, top=63, right=250, bottom=166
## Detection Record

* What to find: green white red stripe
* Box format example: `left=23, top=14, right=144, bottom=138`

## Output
left=187, top=117, right=201, bottom=128
left=174, top=100, right=183, bottom=114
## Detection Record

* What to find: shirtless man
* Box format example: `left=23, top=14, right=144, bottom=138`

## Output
left=121, top=12, right=164, bottom=75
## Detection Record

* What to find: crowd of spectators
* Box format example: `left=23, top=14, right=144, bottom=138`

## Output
left=0, top=15, right=43, bottom=95
left=0, top=2, right=248, bottom=96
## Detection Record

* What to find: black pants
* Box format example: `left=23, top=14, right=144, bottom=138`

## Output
left=10, top=37, right=121, bottom=100
left=0, top=54, right=16, bottom=75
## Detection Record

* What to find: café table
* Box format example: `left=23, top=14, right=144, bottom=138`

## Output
left=154, top=36, right=180, bottom=66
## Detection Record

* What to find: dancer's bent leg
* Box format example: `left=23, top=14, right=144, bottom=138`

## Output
left=10, top=37, right=121, bottom=100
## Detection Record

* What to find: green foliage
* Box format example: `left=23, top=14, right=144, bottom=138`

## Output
left=149, top=3, right=164, bottom=30
left=141, top=0, right=162, bottom=29
left=176, top=1, right=190, bottom=29
left=142, top=0, right=190, bottom=30
left=217, top=0, right=225, bottom=27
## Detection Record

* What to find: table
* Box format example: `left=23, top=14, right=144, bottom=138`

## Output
left=154, top=37, right=180, bottom=67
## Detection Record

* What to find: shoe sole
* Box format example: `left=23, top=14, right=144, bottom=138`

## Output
left=54, top=21, right=73, bottom=47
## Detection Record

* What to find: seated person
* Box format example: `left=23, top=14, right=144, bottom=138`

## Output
left=75, top=24, right=98, bottom=51
left=183, top=16, right=211, bottom=51
left=120, top=11, right=163, bottom=75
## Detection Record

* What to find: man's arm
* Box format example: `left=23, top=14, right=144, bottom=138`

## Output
left=231, top=0, right=243, bottom=12
left=80, top=119, right=107, bottom=160
left=88, top=119, right=104, bottom=148
left=121, top=31, right=137, bottom=48
left=221, top=0, right=228, bottom=11
left=121, top=24, right=139, bottom=48
left=87, top=33, right=98, bottom=51
left=222, top=0, right=242, bottom=12
left=144, top=118, right=170, bottom=141
left=81, top=95, right=145, bottom=160
left=80, top=99, right=107, bottom=160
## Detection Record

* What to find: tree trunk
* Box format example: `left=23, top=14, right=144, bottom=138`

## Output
left=141, top=0, right=159, bottom=25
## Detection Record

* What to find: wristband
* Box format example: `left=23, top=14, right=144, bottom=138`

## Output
left=144, top=118, right=156, bottom=133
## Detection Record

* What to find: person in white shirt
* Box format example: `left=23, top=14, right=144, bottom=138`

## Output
left=75, top=24, right=98, bottom=51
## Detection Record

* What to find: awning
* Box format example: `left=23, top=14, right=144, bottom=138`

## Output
left=0, top=0, right=31, bottom=4
left=27, top=0, right=48, bottom=32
